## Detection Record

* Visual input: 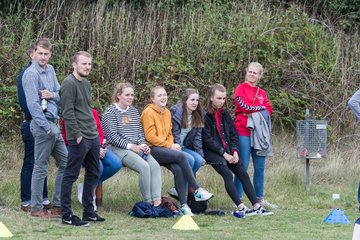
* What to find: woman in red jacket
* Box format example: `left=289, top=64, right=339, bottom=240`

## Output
left=233, top=62, right=274, bottom=207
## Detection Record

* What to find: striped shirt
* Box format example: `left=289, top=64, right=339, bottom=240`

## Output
left=101, top=104, right=146, bottom=149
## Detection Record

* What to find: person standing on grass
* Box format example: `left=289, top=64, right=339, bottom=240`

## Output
left=17, top=42, right=51, bottom=212
left=233, top=62, right=276, bottom=208
left=140, top=86, right=213, bottom=217
left=348, top=89, right=360, bottom=211
left=60, top=51, right=105, bottom=226
left=101, top=82, right=162, bottom=207
left=202, top=83, right=273, bottom=217
left=168, top=88, right=206, bottom=198
left=60, top=108, right=122, bottom=212
left=22, top=38, right=68, bottom=218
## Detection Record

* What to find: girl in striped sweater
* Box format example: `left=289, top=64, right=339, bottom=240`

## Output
left=101, top=82, right=162, bottom=207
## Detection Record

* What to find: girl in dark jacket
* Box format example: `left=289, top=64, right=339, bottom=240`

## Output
left=202, top=83, right=272, bottom=216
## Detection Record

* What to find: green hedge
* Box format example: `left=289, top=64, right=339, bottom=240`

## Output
left=1, top=0, right=359, bottom=136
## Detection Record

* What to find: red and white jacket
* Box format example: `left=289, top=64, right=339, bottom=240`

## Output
left=234, top=82, right=272, bottom=137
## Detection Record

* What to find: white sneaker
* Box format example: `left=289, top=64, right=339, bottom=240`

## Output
left=246, top=206, right=273, bottom=217
left=92, top=196, right=97, bottom=212
left=260, top=199, right=278, bottom=209
left=180, top=204, right=195, bottom=217
left=77, top=182, right=83, bottom=204
left=194, top=188, right=213, bottom=201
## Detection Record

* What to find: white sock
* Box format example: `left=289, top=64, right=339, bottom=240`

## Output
left=93, top=196, right=97, bottom=212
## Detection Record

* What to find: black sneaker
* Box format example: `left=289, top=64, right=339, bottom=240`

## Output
left=83, top=212, right=105, bottom=222
left=62, top=215, right=90, bottom=227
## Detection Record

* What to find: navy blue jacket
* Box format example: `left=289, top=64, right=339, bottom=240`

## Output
left=170, top=102, right=204, bottom=157
left=17, top=62, right=32, bottom=120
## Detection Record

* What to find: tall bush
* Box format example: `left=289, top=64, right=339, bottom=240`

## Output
left=0, top=0, right=359, bottom=136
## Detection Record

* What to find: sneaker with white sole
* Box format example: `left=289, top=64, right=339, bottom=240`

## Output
left=232, top=207, right=246, bottom=218
left=180, top=204, right=195, bottom=217
left=77, top=182, right=83, bottom=204
left=194, top=188, right=213, bottom=201
left=167, top=187, right=179, bottom=200
left=260, top=199, right=278, bottom=209
left=83, top=212, right=105, bottom=222
left=62, top=214, right=90, bottom=227
left=246, top=206, right=273, bottom=217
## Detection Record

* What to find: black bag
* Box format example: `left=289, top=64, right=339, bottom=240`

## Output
left=187, top=192, right=208, bottom=214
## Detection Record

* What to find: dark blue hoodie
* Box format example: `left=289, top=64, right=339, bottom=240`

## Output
left=170, top=102, right=204, bottom=157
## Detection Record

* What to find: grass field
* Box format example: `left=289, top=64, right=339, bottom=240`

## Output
left=0, top=132, right=359, bottom=239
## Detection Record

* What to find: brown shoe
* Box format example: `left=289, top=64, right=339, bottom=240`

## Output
left=21, top=204, right=31, bottom=212
left=31, top=209, right=58, bottom=219
left=50, top=207, right=62, bottom=218
left=43, top=202, right=53, bottom=210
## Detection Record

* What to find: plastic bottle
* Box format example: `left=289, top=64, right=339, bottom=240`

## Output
left=41, top=99, right=47, bottom=112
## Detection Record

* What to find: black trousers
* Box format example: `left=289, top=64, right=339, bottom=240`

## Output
left=211, top=160, right=257, bottom=207
left=150, top=147, right=199, bottom=205
left=61, top=137, right=100, bottom=217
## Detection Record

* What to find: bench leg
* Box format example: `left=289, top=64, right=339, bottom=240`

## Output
left=95, top=183, right=103, bottom=207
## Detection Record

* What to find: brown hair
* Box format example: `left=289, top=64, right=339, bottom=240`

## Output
left=27, top=43, right=35, bottom=57
left=72, top=51, right=92, bottom=63
left=112, top=82, right=134, bottom=103
left=204, top=83, right=227, bottom=114
left=34, top=38, right=52, bottom=51
left=181, top=88, right=204, bottom=128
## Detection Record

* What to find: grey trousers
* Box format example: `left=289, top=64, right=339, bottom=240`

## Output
left=30, top=120, right=68, bottom=211
left=110, top=146, right=162, bottom=202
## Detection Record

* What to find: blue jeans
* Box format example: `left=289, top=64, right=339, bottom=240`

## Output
left=182, top=148, right=203, bottom=174
left=97, top=149, right=122, bottom=184
left=20, top=120, right=48, bottom=205
left=358, top=181, right=360, bottom=203
left=348, top=89, right=360, bottom=122
left=181, top=148, right=204, bottom=192
left=234, top=136, right=265, bottom=200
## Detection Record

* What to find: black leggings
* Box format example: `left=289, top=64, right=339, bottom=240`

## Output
left=211, top=161, right=257, bottom=207
left=150, top=147, right=200, bottom=205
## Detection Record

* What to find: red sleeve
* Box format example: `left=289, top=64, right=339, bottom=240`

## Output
left=262, top=90, right=273, bottom=116
left=234, top=83, right=266, bottom=114
left=92, top=109, right=104, bottom=144
left=60, top=118, right=68, bottom=145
